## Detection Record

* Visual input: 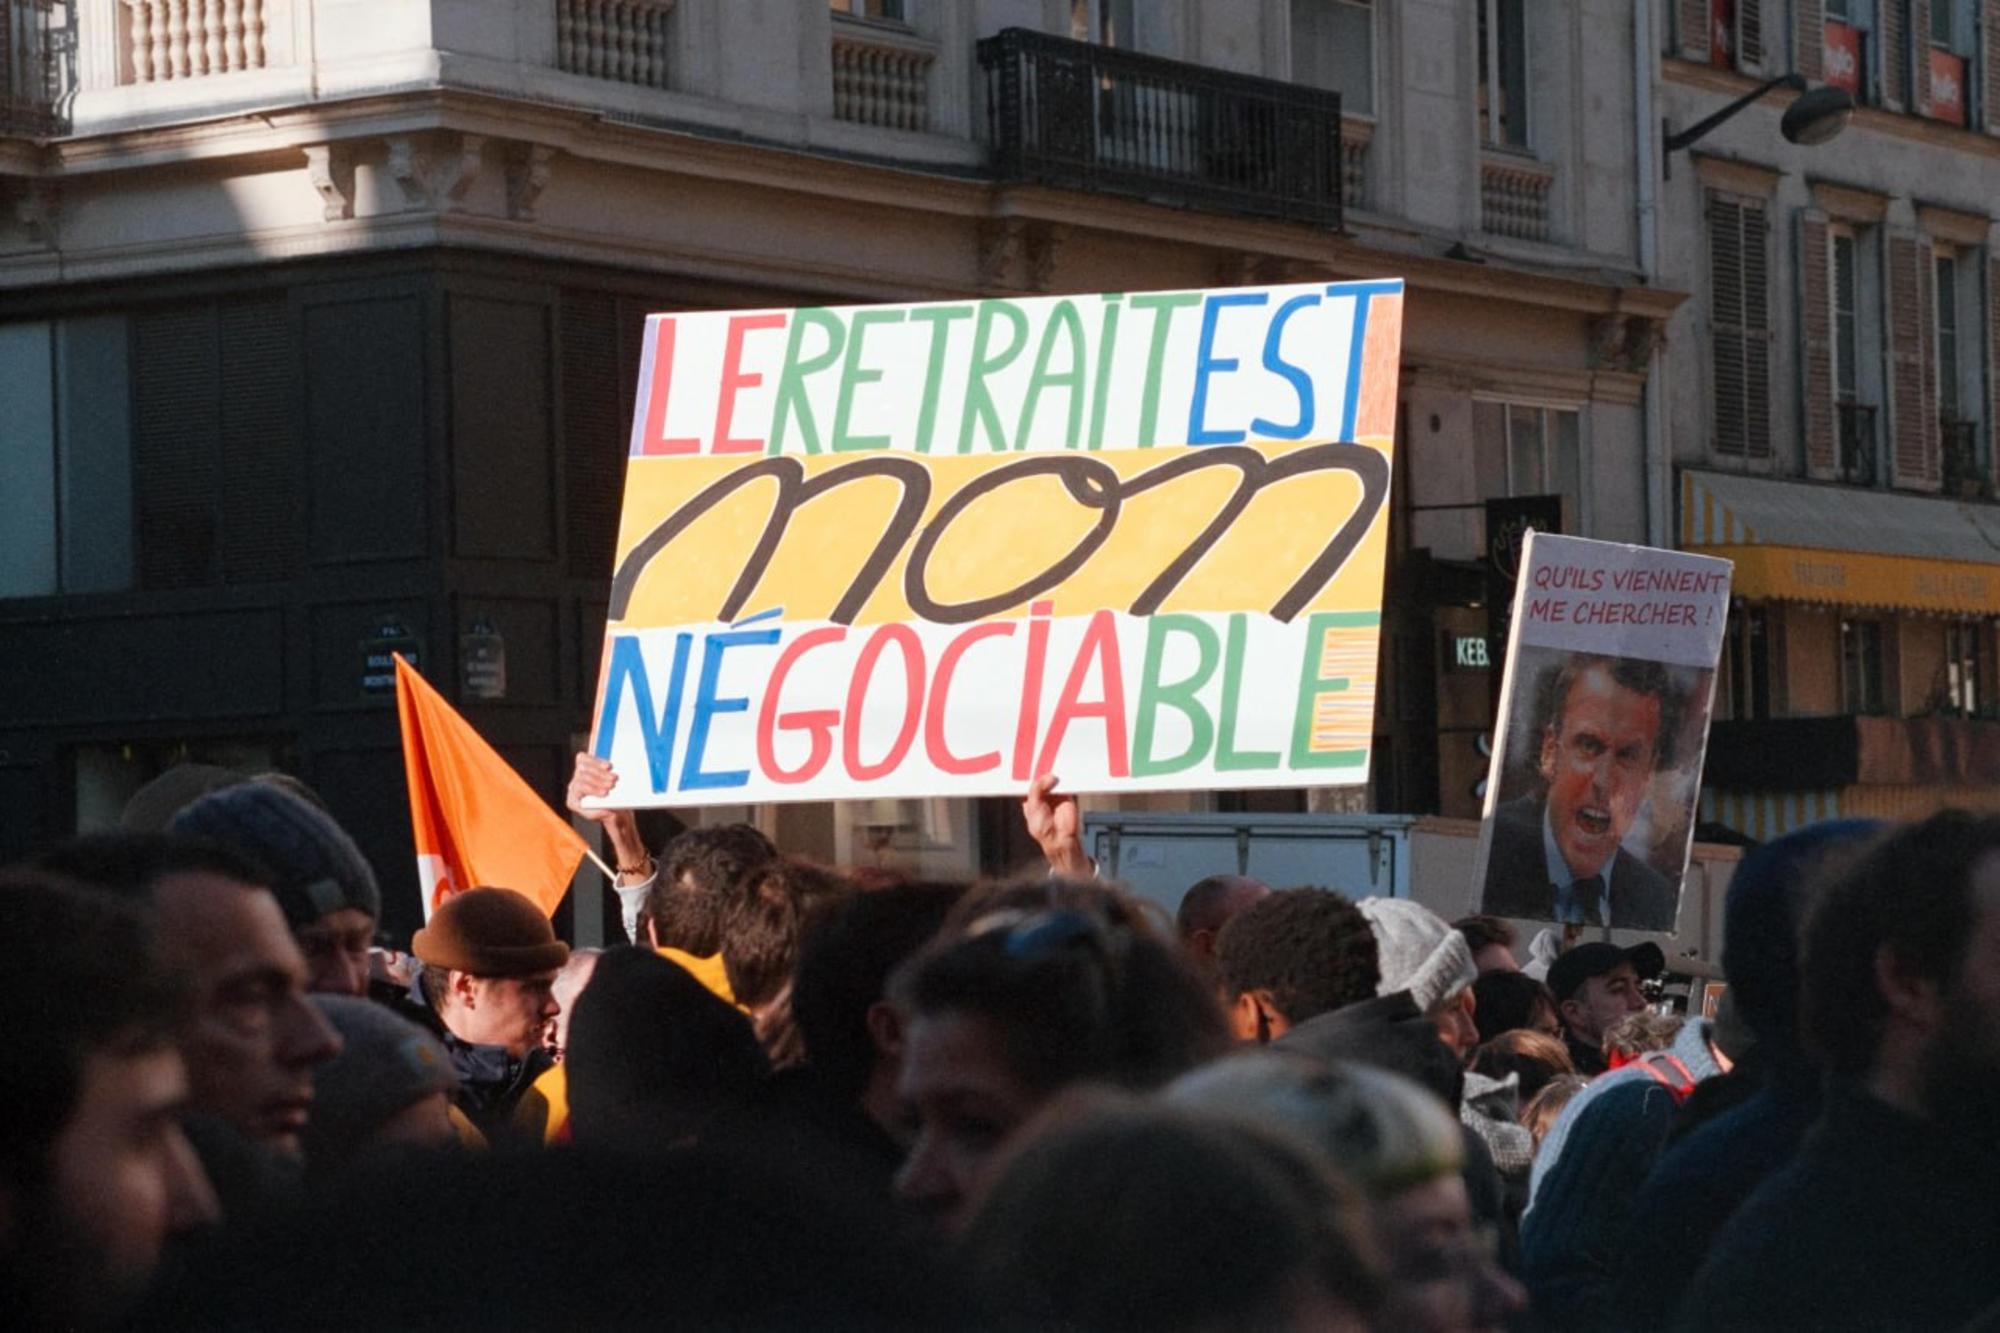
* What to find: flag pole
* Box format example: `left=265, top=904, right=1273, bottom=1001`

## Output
left=581, top=845, right=619, bottom=882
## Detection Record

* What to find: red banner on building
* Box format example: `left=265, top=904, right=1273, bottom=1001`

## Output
left=1711, top=0, right=1737, bottom=69
left=1824, top=22, right=1864, bottom=95
left=1931, top=49, right=1968, bottom=126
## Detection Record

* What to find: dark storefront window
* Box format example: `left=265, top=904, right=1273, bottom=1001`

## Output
left=1723, top=605, right=1771, bottom=720
left=1841, top=618, right=1887, bottom=715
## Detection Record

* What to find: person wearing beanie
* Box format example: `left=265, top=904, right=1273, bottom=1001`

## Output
left=1520, top=1010, right=1726, bottom=1330
left=403, top=887, right=569, bottom=1139
left=172, top=782, right=383, bottom=996
left=303, top=996, right=460, bottom=1177
left=1357, top=897, right=1481, bottom=1058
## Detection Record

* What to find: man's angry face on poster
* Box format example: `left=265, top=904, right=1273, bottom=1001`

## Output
left=1539, top=660, right=1663, bottom=879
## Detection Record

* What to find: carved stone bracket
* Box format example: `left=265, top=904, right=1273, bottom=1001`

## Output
left=977, top=217, right=1064, bottom=291
left=3, top=179, right=59, bottom=247
left=506, top=142, right=556, bottom=222
left=1212, top=251, right=1305, bottom=288
left=1588, top=313, right=1664, bottom=374
left=387, top=132, right=487, bottom=213
left=304, top=143, right=355, bottom=222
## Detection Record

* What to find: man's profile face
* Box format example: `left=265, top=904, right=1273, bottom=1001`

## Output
left=451, top=971, right=561, bottom=1059
left=1539, top=664, right=1663, bottom=879
left=1922, top=852, right=2000, bottom=1128
left=150, top=873, right=342, bottom=1157
left=39, top=1046, right=219, bottom=1327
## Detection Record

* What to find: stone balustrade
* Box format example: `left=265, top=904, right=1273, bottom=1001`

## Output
left=831, top=16, right=932, bottom=132
left=556, top=0, right=673, bottom=90
left=1479, top=150, right=1555, bottom=243
left=121, top=0, right=266, bottom=82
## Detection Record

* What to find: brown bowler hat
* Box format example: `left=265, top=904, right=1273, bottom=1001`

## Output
left=412, top=887, right=570, bottom=977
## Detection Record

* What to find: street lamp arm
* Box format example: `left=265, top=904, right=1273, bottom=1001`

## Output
left=1663, top=72, right=1808, bottom=155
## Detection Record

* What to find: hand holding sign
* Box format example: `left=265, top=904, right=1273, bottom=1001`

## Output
left=1024, top=773, right=1092, bottom=878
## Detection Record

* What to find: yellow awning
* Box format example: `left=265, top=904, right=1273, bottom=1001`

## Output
left=1700, top=543, right=2000, bottom=616
left=1682, top=470, right=2000, bottom=615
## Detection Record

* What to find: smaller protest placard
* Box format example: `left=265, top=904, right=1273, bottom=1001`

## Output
left=1472, top=532, right=1732, bottom=934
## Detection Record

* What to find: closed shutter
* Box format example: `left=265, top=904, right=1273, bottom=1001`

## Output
left=1887, top=232, right=1939, bottom=487
left=1796, top=0, right=1825, bottom=80
left=561, top=289, right=622, bottom=580
left=133, top=307, right=220, bottom=589
left=1987, top=1, right=2000, bottom=131
left=1798, top=212, right=1836, bottom=477
left=1883, top=0, right=1908, bottom=107
left=1914, top=0, right=1934, bottom=113
left=1710, top=193, right=1773, bottom=459
left=1738, top=0, right=1765, bottom=71
left=1988, top=252, right=2000, bottom=488
left=218, top=298, right=300, bottom=585
left=1679, top=0, right=1710, bottom=61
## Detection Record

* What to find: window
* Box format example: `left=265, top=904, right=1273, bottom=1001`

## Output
left=1841, top=618, right=1888, bottom=714
left=1944, top=619, right=1984, bottom=715
left=830, top=0, right=906, bottom=21
left=1070, top=0, right=1132, bottom=45
left=1709, top=193, right=1772, bottom=458
left=1823, top=0, right=1872, bottom=102
left=1937, top=253, right=1961, bottom=420
left=1708, top=0, right=1765, bottom=74
left=1477, top=0, right=1528, bottom=149
left=0, top=317, right=133, bottom=600
left=1291, top=0, right=1373, bottom=115
left=1928, top=0, right=1975, bottom=124
left=1833, top=232, right=1860, bottom=403
left=1722, top=605, right=1772, bottom=720
left=1473, top=401, right=1581, bottom=521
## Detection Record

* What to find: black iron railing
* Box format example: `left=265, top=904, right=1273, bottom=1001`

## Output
left=977, top=27, right=1342, bottom=230
left=1837, top=401, right=1878, bottom=487
left=1941, top=418, right=1988, bottom=497
left=1, top=0, right=69, bottom=137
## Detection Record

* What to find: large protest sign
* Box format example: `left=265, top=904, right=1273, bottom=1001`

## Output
left=586, top=280, right=1404, bottom=806
left=1473, top=533, right=1732, bottom=933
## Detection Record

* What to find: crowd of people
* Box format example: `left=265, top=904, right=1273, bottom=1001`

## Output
left=6, top=756, right=2000, bottom=1330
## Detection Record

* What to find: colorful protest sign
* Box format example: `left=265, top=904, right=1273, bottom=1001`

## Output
left=1472, top=533, right=1733, bottom=933
left=585, top=280, right=1404, bottom=806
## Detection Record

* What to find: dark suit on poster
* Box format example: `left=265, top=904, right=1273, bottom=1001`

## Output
left=1481, top=794, right=1678, bottom=932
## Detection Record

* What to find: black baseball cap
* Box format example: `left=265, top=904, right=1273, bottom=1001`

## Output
left=1546, top=940, right=1666, bottom=1004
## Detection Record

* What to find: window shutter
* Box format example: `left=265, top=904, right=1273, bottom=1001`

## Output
left=1798, top=212, right=1836, bottom=477
left=1914, top=0, right=1934, bottom=113
left=1883, top=0, right=1908, bottom=107
left=1710, top=194, right=1772, bottom=459
left=1988, top=252, right=2000, bottom=487
left=1796, top=0, right=1825, bottom=80
left=1887, top=232, right=1936, bottom=487
left=218, top=298, right=300, bottom=585
left=1679, top=0, right=1710, bottom=61
left=1738, top=0, right=1765, bottom=71
left=1919, top=238, right=1941, bottom=483
left=561, top=289, right=624, bottom=581
left=133, top=307, right=220, bottom=590
left=1987, top=1, right=2000, bottom=131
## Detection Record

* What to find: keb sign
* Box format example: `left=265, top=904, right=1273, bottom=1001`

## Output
left=585, top=281, right=1405, bottom=805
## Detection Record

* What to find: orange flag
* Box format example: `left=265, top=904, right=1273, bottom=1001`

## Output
left=395, top=654, right=589, bottom=920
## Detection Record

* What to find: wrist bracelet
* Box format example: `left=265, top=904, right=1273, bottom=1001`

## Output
left=615, top=855, right=655, bottom=878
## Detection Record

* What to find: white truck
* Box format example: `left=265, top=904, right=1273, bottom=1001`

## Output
left=1081, top=810, right=1742, bottom=980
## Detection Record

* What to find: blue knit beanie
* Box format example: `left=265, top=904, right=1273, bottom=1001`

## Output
left=172, top=781, right=383, bottom=926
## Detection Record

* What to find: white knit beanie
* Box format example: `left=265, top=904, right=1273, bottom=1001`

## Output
left=1358, top=897, right=1478, bottom=1014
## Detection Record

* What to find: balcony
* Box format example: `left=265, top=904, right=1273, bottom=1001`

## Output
left=2, top=0, right=68, bottom=135
left=1708, top=713, right=2000, bottom=790
left=1942, top=418, right=1988, bottom=498
left=1479, top=150, right=1554, bottom=242
left=976, top=26, right=1342, bottom=230
left=1838, top=401, right=1879, bottom=487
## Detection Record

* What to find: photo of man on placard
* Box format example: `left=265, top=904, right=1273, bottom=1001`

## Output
left=1479, top=648, right=1711, bottom=933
